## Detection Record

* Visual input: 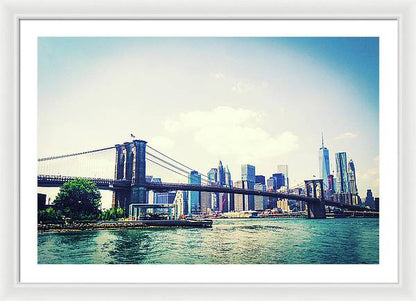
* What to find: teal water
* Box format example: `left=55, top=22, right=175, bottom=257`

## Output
left=38, top=218, right=379, bottom=264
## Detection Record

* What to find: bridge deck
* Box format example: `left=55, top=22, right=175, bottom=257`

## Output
left=37, top=175, right=372, bottom=211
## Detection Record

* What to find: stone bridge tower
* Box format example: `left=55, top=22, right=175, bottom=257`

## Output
left=112, top=140, right=147, bottom=214
left=304, top=179, right=326, bottom=219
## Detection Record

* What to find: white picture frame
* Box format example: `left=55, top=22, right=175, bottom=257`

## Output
left=1, top=0, right=415, bottom=300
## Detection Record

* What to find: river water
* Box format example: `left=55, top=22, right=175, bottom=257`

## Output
left=38, top=218, right=379, bottom=264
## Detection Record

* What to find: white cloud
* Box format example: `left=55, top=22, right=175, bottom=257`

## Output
left=164, top=106, right=299, bottom=163
left=210, top=72, right=225, bottom=79
left=148, top=136, right=175, bottom=151
left=356, top=156, right=379, bottom=195
left=165, top=106, right=263, bottom=132
left=232, top=81, right=252, bottom=93
left=231, top=80, right=270, bottom=94
left=336, top=132, right=358, bottom=140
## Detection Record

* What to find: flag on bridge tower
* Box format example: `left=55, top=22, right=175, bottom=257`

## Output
left=131, top=133, right=136, bottom=139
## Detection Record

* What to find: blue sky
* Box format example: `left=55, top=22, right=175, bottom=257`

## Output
left=38, top=37, right=379, bottom=207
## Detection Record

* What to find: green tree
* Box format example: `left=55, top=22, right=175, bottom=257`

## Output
left=99, top=207, right=124, bottom=221
left=38, top=207, right=62, bottom=223
left=53, top=178, right=101, bottom=220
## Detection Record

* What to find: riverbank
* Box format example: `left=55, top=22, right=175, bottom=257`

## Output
left=38, top=219, right=213, bottom=233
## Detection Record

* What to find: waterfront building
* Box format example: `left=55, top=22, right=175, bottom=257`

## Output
left=267, top=177, right=276, bottom=190
left=154, top=191, right=176, bottom=204
left=277, top=164, right=289, bottom=190
left=225, top=165, right=232, bottom=187
left=234, top=180, right=245, bottom=212
left=148, top=177, right=162, bottom=204
left=200, top=191, right=212, bottom=216
left=277, top=199, right=289, bottom=213
left=375, top=197, right=379, bottom=211
left=241, top=164, right=256, bottom=183
left=335, top=152, right=350, bottom=193
left=173, top=190, right=186, bottom=219
left=218, top=192, right=229, bottom=212
left=207, top=168, right=218, bottom=184
left=272, top=173, right=286, bottom=190
left=241, top=164, right=255, bottom=210
left=319, top=133, right=331, bottom=191
left=365, top=189, right=375, bottom=209
left=254, top=183, right=267, bottom=211
left=348, top=159, right=358, bottom=194
left=211, top=192, right=219, bottom=211
left=328, top=174, right=335, bottom=193
left=255, top=175, right=266, bottom=185
left=218, top=160, right=226, bottom=186
left=188, top=170, right=201, bottom=215
left=292, top=188, right=306, bottom=211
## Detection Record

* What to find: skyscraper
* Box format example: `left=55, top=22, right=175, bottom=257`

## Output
left=267, top=177, right=276, bottom=190
left=277, top=164, right=289, bottom=189
left=272, top=173, right=286, bottom=190
left=365, top=189, right=375, bottom=209
left=254, top=182, right=267, bottom=211
left=241, top=164, right=256, bottom=183
left=218, top=160, right=226, bottom=186
left=319, top=133, right=330, bottom=191
left=188, top=170, right=201, bottom=215
left=348, top=159, right=358, bottom=194
left=241, top=164, right=255, bottom=210
left=207, top=168, right=218, bottom=184
left=335, top=152, right=350, bottom=193
left=328, top=174, right=335, bottom=196
left=225, top=165, right=232, bottom=187
left=234, top=180, right=245, bottom=212
left=255, top=175, right=266, bottom=185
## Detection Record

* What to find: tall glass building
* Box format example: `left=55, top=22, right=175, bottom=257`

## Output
left=207, top=168, right=218, bottom=184
left=225, top=165, right=232, bottom=187
left=348, top=159, right=358, bottom=194
left=335, top=152, right=350, bottom=193
left=319, top=134, right=331, bottom=190
left=218, top=160, right=226, bottom=186
left=188, top=170, right=201, bottom=215
left=255, top=175, right=266, bottom=185
left=241, top=164, right=255, bottom=210
left=272, top=173, right=286, bottom=190
left=241, top=164, right=256, bottom=183
left=277, top=164, right=289, bottom=189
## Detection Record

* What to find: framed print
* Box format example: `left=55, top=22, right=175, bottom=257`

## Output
left=1, top=0, right=415, bottom=300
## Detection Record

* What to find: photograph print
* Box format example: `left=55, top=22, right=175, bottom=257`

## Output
left=37, top=35, right=379, bottom=264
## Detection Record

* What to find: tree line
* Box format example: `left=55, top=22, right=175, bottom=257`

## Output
left=38, top=178, right=124, bottom=223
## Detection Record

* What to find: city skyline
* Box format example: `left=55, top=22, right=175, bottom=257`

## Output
left=38, top=37, right=379, bottom=208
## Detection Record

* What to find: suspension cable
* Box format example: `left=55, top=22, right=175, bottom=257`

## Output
left=147, top=144, right=209, bottom=179
left=146, top=157, right=209, bottom=184
left=146, top=151, right=192, bottom=177
left=38, top=146, right=115, bottom=162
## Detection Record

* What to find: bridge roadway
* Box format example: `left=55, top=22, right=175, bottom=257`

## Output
left=37, top=174, right=319, bottom=202
left=37, top=175, right=372, bottom=211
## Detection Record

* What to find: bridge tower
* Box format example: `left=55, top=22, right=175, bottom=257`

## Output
left=304, top=179, right=326, bottom=219
left=112, top=140, right=147, bottom=214
left=131, top=139, right=147, bottom=205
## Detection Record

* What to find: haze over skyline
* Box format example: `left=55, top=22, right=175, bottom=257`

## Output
left=38, top=37, right=379, bottom=207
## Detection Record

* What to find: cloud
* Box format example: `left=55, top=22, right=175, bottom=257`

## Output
left=231, top=79, right=270, bottom=94
left=148, top=136, right=175, bottom=151
left=232, top=81, right=251, bottom=93
left=336, top=132, right=358, bottom=140
left=356, top=156, right=379, bottom=194
left=210, top=72, right=225, bottom=79
left=164, top=106, right=299, bottom=162
left=165, top=106, right=263, bottom=132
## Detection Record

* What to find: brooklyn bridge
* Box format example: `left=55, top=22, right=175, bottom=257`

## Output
left=38, top=139, right=373, bottom=219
